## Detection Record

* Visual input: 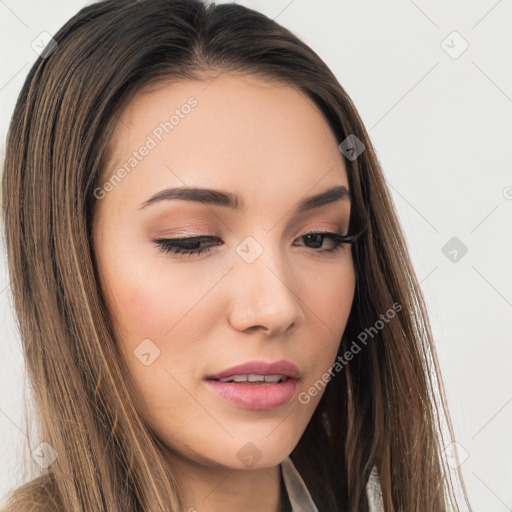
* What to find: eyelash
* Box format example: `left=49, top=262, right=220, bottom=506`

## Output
left=152, top=231, right=354, bottom=257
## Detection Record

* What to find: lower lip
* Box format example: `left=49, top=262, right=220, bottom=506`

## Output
left=204, top=378, right=298, bottom=410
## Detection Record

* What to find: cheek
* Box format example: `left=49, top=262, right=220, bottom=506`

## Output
left=111, top=272, right=187, bottom=353
left=125, top=281, right=163, bottom=323
left=301, top=259, right=355, bottom=370
left=98, top=238, right=181, bottom=338
left=108, top=273, right=165, bottom=339
left=106, top=268, right=203, bottom=420
left=308, top=258, right=355, bottom=332
left=103, top=249, right=220, bottom=381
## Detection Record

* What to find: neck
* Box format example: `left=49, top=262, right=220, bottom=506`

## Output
left=163, top=449, right=288, bottom=512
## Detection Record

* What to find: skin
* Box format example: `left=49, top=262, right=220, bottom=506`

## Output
left=92, top=72, right=356, bottom=512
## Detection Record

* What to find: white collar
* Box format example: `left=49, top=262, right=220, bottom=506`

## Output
left=280, top=456, right=384, bottom=512
left=280, top=456, right=319, bottom=512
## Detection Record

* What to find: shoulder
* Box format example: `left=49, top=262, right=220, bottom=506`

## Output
left=2, top=473, right=63, bottom=512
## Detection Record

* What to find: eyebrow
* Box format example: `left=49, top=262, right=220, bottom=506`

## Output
left=138, top=185, right=350, bottom=213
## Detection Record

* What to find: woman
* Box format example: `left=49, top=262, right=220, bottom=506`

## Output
left=1, top=0, right=471, bottom=510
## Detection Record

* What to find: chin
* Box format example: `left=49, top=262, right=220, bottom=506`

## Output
left=175, top=434, right=298, bottom=471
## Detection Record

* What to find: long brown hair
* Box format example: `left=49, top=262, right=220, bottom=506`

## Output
left=1, top=0, right=471, bottom=510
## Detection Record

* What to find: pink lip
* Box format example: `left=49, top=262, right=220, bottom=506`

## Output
left=205, top=359, right=301, bottom=380
left=204, top=379, right=298, bottom=410
left=203, top=359, right=300, bottom=411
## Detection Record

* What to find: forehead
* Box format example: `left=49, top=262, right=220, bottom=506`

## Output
left=99, top=73, right=348, bottom=212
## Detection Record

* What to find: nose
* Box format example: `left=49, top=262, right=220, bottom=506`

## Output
left=227, top=240, right=305, bottom=336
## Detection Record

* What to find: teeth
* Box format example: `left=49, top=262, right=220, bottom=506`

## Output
left=217, top=374, right=287, bottom=383
left=264, top=375, right=284, bottom=382
left=235, top=374, right=252, bottom=382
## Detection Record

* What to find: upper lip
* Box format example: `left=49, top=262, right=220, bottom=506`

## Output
left=205, top=359, right=300, bottom=380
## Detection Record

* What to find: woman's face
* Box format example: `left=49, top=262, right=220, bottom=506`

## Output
left=92, top=73, right=355, bottom=470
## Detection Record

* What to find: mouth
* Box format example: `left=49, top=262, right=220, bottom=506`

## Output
left=203, top=360, right=300, bottom=410
left=204, top=359, right=301, bottom=381
left=210, top=374, right=291, bottom=384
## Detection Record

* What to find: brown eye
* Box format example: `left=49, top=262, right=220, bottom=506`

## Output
left=296, top=232, right=354, bottom=253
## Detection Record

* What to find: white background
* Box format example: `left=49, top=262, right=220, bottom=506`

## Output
left=1, top=1, right=511, bottom=510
